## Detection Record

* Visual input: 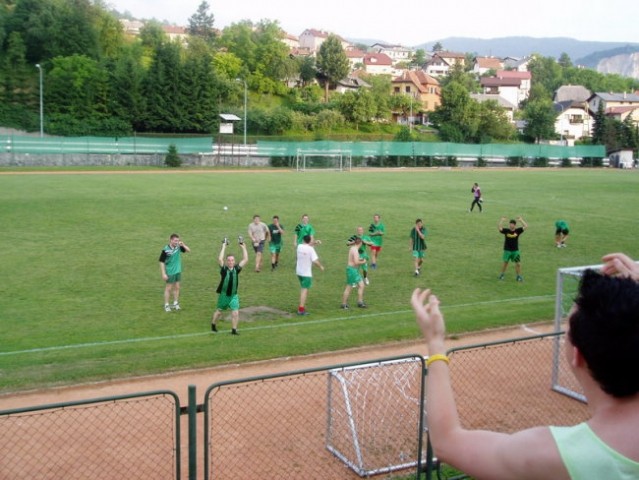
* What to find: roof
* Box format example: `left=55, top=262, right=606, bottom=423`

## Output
left=481, top=77, right=522, bottom=87
left=496, top=70, right=531, bottom=80
left=219, top=114, right=241, bottom=121
left=606, top=106, right=639, bottom=114
left=554, top=85, right=591, bottom=103
left=363, top=53, right=393, bottom=66
left=392, top=70, right=439, bottom=93
left=474, top=57, right=503, bottom=70
left=470, top=93, right=516, bottom=110
left=590, top=92, right=639, bottom=102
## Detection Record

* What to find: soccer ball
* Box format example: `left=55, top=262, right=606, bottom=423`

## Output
left=223, top=206, right=228, bottom=211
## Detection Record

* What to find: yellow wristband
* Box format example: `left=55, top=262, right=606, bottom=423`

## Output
left=426, top=354, right=450, bottom=367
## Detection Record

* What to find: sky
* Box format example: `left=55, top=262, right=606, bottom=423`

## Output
left=107, top=0, right=639, bottom=46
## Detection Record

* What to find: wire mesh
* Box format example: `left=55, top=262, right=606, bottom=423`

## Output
left=0, top=392, right=179, bottom=479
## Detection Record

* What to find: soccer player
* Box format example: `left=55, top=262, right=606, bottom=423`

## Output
left=498, top=216, right=528, bottom=281
left=247, top=214, right=270, bottom=272
left=368, top=214, right=385, bottom=269
left=469, top=182, right=482, bottom=212
left=410, top=219, right=427, bottom=276
left=159, top=233, right=190, bottom=312
left=294, top=214, right=317, bottom=247
left=347, top=226, right=374, bottom=285
left=341, top=236, right=367, bottom=309
left=295, top=234, right=324, bottom=316
left=211, top=237, right=249, bottom=335
left=554, top=219, right=570, bottom=248
left=268, top=215, right=285, bottom=270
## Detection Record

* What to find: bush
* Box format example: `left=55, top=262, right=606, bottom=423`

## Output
left=164, top=144, right=182, bottom=168
left=561, top=158, right=572, bottom=168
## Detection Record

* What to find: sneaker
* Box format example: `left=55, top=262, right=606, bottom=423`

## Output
left=516, top=275, right=524, bottom=282
left=211, top=323, right=218, bottom=333
left=231, top=329, right=239, bottom=335
left=297, top=310, right=309, bottom=316
left=561, top=243, right=567, bottom=248
left=498, top=274, right=505, bottom=280
left=364, top=278, right=370, bottom=285
left=340, top=304, right=349, bottom=310
left=371, top=263, right=377, bottom=270
left=414, top=269, right=420, bottom=276
left=164, top=304, right=171, bottom=312
left=173, top=302, right=181, bottom=311
left=357, top=302, right=367, bottom=308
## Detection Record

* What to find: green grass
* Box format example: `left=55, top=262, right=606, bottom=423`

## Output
left=1, top=167, right=638, bottom=393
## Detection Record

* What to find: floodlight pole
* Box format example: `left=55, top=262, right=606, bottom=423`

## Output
left=35, top=64, right=43, bottom=137
left=235, top=78, right=247, bottom=155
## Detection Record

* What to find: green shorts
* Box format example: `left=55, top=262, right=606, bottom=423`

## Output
left=412, top=250, right=425, bottom=259
left=269, top=243, right=282, bottom=254
left=166, top=273, right=181, bottom=284
left=346, top=266, right=363, bottom=286
left=298, top=276, right=312, bottom=289
left=502, top=250, right=521, bottom=263
left=217, top=293, right=240, bottom=311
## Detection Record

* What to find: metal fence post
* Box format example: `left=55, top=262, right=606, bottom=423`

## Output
left=188, top=385, right=197, bottom=480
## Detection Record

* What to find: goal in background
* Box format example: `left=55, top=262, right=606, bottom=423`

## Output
left=325, top=357, right=425, bottom=477
left=296, top=150, right=352, bottom=171
left=551, top=264, right=597, bottom=403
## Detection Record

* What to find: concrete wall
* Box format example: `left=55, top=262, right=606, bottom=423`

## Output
left=0, top=153, right=271, bottom=168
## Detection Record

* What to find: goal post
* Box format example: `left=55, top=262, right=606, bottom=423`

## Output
left=296, top=149, right=352, bottom=172
left=325, top=357, right=425, bottom=477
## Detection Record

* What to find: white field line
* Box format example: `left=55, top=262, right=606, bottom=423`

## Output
left=1, top=294, right=554, bottom=357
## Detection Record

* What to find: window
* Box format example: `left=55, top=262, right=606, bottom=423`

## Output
left=405, top=86, right=411, bottom=93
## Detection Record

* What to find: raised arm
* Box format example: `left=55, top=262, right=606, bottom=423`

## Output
left=217, top=241, right=227, bottom=267
left=517, top=216, right=528, bottom=230
left=601, top=252, right=639, bottom=280
left=498, top=216, right=507, bottom=231
left=238, top=241, right=249, bottom=268
left=179, top=239, right=190, bottom=253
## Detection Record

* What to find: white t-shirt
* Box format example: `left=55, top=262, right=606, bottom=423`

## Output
left=296, top=243, right=318, bottom=277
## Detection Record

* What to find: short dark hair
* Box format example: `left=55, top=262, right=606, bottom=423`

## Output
left=303, top=234, right=311, bottom=244
left=569, top=270, right=639, bottom=398
left=509, top=219, right=516, bottom=225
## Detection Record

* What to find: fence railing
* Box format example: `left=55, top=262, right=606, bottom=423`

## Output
left=0, top=332, right=589, bottom=480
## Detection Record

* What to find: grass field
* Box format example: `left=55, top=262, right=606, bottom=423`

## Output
left=1, top=167, right=638, bottom=393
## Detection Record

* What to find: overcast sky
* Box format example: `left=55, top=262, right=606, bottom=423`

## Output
left=107, top=0, right=638, bottom=46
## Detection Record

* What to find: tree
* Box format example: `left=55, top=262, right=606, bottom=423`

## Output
left=521, top=97, right=556, bottom=143
left=337, top=89, right=376, bottom=129
left=558, top=52, right=572, bottom=69
left=432, top=42, right=443, bottom=52
left=316, top=34, right=350, bottom=102
left=411, top=49, right=427, bottom=68
left=297, top=56, right=317, bottom=87
left=187, top=1, right=216, bottom=44
left=431, top=81, right=480, bottom=142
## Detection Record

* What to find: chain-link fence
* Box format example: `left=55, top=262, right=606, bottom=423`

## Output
left=0, top=333, right=591, bottom=480
left=448, top=332, right=589, bottom=434
left=0, top=391, right=181, bottom=479
left=204, top=355, right=426, bottom=480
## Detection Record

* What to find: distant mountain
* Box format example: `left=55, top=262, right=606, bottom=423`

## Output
left=576, top=45, right=639, bottom=68
left=413, top=36, right=639, bottom=61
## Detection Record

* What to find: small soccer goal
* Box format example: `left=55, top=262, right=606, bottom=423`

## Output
left=550, top=263, right=625, bottom=403
left=296, top=150, right=352, bottom=172
left=325, top=357, right=425, bottom=477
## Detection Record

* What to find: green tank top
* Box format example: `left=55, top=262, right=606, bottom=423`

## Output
left=550, top=423, right=639, bottom=479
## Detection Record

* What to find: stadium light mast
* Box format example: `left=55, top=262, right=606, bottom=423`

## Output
left=235, top=78, right=247, bottom=155
left=35, top=64, right=43, bottom=137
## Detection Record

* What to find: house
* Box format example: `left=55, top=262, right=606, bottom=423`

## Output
left=299, top=29, right=351, bottom=54
left=370, top=43, right=413, bottom=65
left=554, top=101, right=593, bottom=143
left=120, top=19, right=144, bottom=36
left=424, top=51, right=466, bottom=77
left=335, top=75, right=371, bottom=94
left=362, top=53, right=394, bottom=75
left=391, top=70, right=441, bottom=125
left=587, top=92, right=639, bottom=127
left=162, top=25, right=188, bottom=43
left=282, top=33, right=299, bottom=50
left=480, top=70, right=531, bottom=107
left=345, top=49, right=366, bottom=70
left=472, top=57, right=503, bottom=76
left=502, top=56, right=531, bottom=72
left=470, top=93, right=516, bottom=123
left=587, top=91, right=639, bottom=112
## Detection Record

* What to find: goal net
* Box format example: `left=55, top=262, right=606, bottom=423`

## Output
left=551, top=264, right=597, bottom=403
left=296, top=150, right=352, bottom=172
left=325, top=357, right=425, bottom=477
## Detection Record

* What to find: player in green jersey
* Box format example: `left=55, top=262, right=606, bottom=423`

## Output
left=159, top=233, right=190, bottom=312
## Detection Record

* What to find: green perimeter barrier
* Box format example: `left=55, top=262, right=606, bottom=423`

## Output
left=257, top=140, right=606, bottom=159
left=0, top=134, right=606, bottom=159
left=0, top=134, right=213, bottom=154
